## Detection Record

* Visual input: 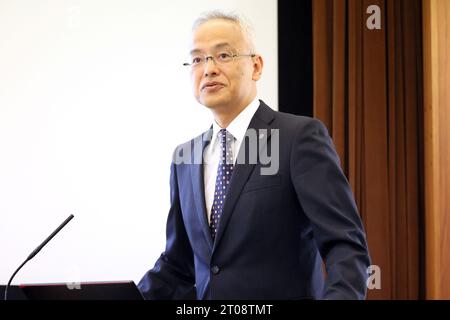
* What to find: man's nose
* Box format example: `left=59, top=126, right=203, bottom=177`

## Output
left=203, top=57, right=220, bottom=77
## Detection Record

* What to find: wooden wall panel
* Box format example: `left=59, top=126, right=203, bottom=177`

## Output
left=423, top=0, right=450, bottom=300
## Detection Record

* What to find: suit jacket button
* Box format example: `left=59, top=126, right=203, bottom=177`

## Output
left=211, top=265, right=220, bottom=275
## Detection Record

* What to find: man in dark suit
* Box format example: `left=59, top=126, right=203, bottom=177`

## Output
left=138, top=11, right=371, bottom=300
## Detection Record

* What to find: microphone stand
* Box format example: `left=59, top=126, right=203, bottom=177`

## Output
left=4, top=214, right=75, bottom=300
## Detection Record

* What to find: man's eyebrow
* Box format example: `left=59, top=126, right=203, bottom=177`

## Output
left=189, top=43, right=235, bottom=55
left=189, top=48, right=202, bottom=55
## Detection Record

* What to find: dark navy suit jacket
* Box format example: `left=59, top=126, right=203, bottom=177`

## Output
left=138, top=101, right=371, bottom=300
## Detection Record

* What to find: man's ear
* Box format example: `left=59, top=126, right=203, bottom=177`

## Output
left=252, top=55, right=264, bottom=81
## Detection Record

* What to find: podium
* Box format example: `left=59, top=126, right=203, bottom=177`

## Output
left=18, top=281, right=143, bottom=300
left=0, top=285, right=27, bottom=300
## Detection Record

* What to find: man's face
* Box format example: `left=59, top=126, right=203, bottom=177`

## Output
left=188, top=19, right=262, bottom=112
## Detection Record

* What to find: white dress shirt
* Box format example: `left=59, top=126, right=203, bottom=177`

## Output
left=203, top=97, right=260, bottom=224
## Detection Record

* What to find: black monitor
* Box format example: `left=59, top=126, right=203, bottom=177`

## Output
left=20, top=280, right=144, bottom=300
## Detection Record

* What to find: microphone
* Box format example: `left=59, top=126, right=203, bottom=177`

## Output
left=4, top=214, right=75, bottom=300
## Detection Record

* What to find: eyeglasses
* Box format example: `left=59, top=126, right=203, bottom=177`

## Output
left=183, top=51, right=256, bottom=69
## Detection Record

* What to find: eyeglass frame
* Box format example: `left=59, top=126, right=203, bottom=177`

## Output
left=183, top=51, right=256, bottom=68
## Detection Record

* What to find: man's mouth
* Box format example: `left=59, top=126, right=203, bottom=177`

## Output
left=201, top=82, right=225, bottom=92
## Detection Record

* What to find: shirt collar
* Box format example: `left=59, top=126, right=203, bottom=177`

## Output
left=211, top=97, right=260, bottom=146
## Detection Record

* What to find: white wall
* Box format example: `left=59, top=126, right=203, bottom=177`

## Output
left=0, top=0, right=277, bottom=285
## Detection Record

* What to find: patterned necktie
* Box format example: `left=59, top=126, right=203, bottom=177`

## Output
left=210, top=129, right=234, bottom=240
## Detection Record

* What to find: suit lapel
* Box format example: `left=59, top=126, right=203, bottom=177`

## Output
left=190, top=129, right=214, bottom=250
left=212, top=101, right=276, bottom=253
